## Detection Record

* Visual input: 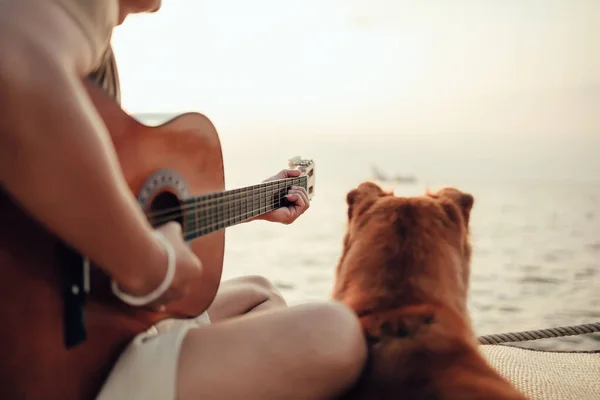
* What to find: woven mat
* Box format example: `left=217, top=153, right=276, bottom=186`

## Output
left=481, top=345, right=600, bottom=400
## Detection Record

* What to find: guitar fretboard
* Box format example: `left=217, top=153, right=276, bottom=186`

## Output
left=148, top=176, right=307, bottom=241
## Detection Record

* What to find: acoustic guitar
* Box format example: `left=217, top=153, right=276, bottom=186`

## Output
left=0, top=80, right=316, bottom=399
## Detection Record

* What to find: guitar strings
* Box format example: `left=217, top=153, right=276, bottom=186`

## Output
left=146, top=178, right=305, bottom=224
left=146, top=175, right=307, bottom=218
left=145, top=163, right=314, bottom=218
left=148, top=180, right=306, bottom=226
left=151, top=188, right=297, bottom=228
left=181, top=197, right=290, bottom=240
left=145, top=178, right=299, bottom=218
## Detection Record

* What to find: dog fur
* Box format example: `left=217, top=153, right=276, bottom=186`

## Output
left=333, top=182, right=527, bottom=400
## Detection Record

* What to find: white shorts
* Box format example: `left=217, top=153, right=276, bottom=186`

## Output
left=96, top=312, right=211, bottom=400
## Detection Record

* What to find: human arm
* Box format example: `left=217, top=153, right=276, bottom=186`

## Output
left=0, top=0, right=200, bottom=302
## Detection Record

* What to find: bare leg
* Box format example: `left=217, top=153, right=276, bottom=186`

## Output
left=178, top=301, right=367, bottom=400
left=207, top=275, right=287, bottom=322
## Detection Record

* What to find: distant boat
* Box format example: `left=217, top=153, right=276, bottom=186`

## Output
left=371, top=164, right=417, bottom=184
left=371, top=165, right=389, bottom=181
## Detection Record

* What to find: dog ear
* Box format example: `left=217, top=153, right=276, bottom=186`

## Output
left=346, top=182, right=386, bottom=219
left=432, top=188, right=474, bottom=226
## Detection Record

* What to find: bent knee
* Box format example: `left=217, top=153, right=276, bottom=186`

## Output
left=241, top=275, right=276, bottom=290
left=305, top=302, right=367, bottom=379
left=242, top=275, right=287, bottom=306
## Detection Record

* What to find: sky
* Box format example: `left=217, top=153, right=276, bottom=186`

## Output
left=111, top=0, right=600, bottom=181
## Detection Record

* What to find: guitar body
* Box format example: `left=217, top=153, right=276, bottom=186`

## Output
left=0, top=81, right=227, bottom=400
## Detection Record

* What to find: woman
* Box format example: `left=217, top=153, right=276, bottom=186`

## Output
left=0, top=0, right=367, bottom=398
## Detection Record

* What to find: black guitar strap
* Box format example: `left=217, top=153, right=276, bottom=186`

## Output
left=61, top=245, right=89, bottom=349
left=62, top=47, right=122, bottom=349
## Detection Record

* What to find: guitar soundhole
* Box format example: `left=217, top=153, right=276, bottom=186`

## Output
left=148, top=191, right=184, bottom=228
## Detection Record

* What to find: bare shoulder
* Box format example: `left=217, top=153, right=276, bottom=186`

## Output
left=0, top=0, right=118, bottom=74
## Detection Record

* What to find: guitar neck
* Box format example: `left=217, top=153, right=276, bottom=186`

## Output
left=148, top=175, right=308, bottom=241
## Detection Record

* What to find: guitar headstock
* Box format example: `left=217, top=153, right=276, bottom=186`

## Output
left=288, top=156, right=316, bottom=201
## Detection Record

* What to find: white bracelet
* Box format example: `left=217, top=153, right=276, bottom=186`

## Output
left=111, top=230, right=176, bottom=307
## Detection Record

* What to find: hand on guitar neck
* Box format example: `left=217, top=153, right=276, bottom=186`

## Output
left=248, top=168, right=311, bottom=225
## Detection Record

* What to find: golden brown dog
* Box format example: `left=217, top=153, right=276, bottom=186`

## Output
left=333, top=182, right=527, bottom=400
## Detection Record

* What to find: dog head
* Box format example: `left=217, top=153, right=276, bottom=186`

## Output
left=333, top=182, right=474, bottom=321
